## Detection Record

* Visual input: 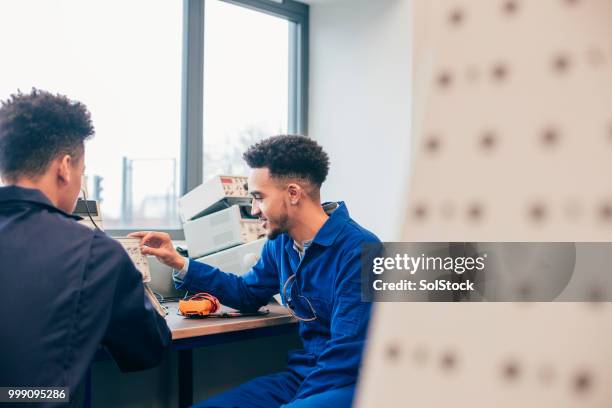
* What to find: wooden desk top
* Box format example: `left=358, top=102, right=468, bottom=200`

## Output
left=165, top=301, right=297, bottom=340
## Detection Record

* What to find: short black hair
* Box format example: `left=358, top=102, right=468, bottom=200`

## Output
left=0, top=89, right=94, bottom=181
left=243, top=135, right=330, bottom=188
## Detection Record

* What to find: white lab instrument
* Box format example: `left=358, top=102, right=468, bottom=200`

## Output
left=178, top=175, right=251, bottom=222
left=183, top=204, right=265, bottom=258
left=115, top=237, right=167, bottom=316
left=196, top=238, right=266, bottom=274
left=114, top=237, right=151, bottom=283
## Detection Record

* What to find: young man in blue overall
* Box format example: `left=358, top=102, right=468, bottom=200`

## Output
left=132, top=135, right=380, bottom=407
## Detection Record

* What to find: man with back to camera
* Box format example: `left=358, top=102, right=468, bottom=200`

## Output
left=0, top=89, right=171, bottom=407
left=130, top=135, right=381, bottom=408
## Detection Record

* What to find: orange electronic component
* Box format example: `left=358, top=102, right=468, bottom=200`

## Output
left=178, top=292, right=221, bottom=317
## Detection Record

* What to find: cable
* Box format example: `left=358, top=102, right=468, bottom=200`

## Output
left=152, top=291, right=165, bottom=303
left=80, top=188, right=100, bottom=230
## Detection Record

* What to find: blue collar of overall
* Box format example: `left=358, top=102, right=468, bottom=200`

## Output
left=0, top=185, right=81, bottom=220
left=284, top=201, right=349, bottom=255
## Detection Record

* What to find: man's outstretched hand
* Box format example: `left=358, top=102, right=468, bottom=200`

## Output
left=128, top=231, right=186, bottom=270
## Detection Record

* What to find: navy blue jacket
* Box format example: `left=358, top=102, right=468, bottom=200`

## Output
left=0, top=186, right=171, bottom=406
left=176, top=202, right=380, bottom=401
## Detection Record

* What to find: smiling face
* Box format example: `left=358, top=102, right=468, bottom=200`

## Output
left=247, top=167, right=291, bottom=240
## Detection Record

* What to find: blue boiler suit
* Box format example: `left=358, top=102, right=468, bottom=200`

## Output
left=175, top=202, right=380, bottom=408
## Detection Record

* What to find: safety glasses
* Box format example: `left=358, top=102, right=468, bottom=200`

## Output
left=281, top=274, right=317, bottom=322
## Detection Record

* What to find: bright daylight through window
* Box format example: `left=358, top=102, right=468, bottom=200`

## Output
left=0, top=0, right=296, bottom=231
left=0, top=0, right=182, bottom=229
left=203, top=0, right=289, bottom=179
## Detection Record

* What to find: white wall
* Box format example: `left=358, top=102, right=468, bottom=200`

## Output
left=309, top=0, right=412, bottom=241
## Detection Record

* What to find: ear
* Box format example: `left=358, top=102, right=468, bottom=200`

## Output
left=287, top=183, right=303, bottom=205
left=57, top=154, right=72, bottom=185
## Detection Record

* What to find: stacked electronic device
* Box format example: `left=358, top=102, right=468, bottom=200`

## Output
left=178, top=175, right=267, bottom=275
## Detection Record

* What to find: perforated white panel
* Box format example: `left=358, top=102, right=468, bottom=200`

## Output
left=405, top=0, right=612, bottom=242
left=357, top=1, right=612, bottom=406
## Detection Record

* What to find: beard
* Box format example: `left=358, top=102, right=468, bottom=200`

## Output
left=266, top=212, right=290, bottom=240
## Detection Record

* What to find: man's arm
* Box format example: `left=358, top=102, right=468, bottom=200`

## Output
left=294, top=245, right=373, bottom=400
left=95, top=232, right=172, bottom=372
left=129, top=231, right=279, bottom=312
left=176, top=244, right=278, bottom=311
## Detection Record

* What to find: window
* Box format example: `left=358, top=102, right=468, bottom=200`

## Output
left=0, top=0, right=308, bottom=235
left=203, top=0, right=289, bottom=178
left=0, top=0, right=182, bottom=229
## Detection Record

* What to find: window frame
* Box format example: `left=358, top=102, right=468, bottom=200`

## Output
left=107, top=0, right=309, bottom=239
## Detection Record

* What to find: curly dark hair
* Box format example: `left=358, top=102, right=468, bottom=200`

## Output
left=243, top=135, right=330, bottom=188
left=0, top=89, right=94, bottom=181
